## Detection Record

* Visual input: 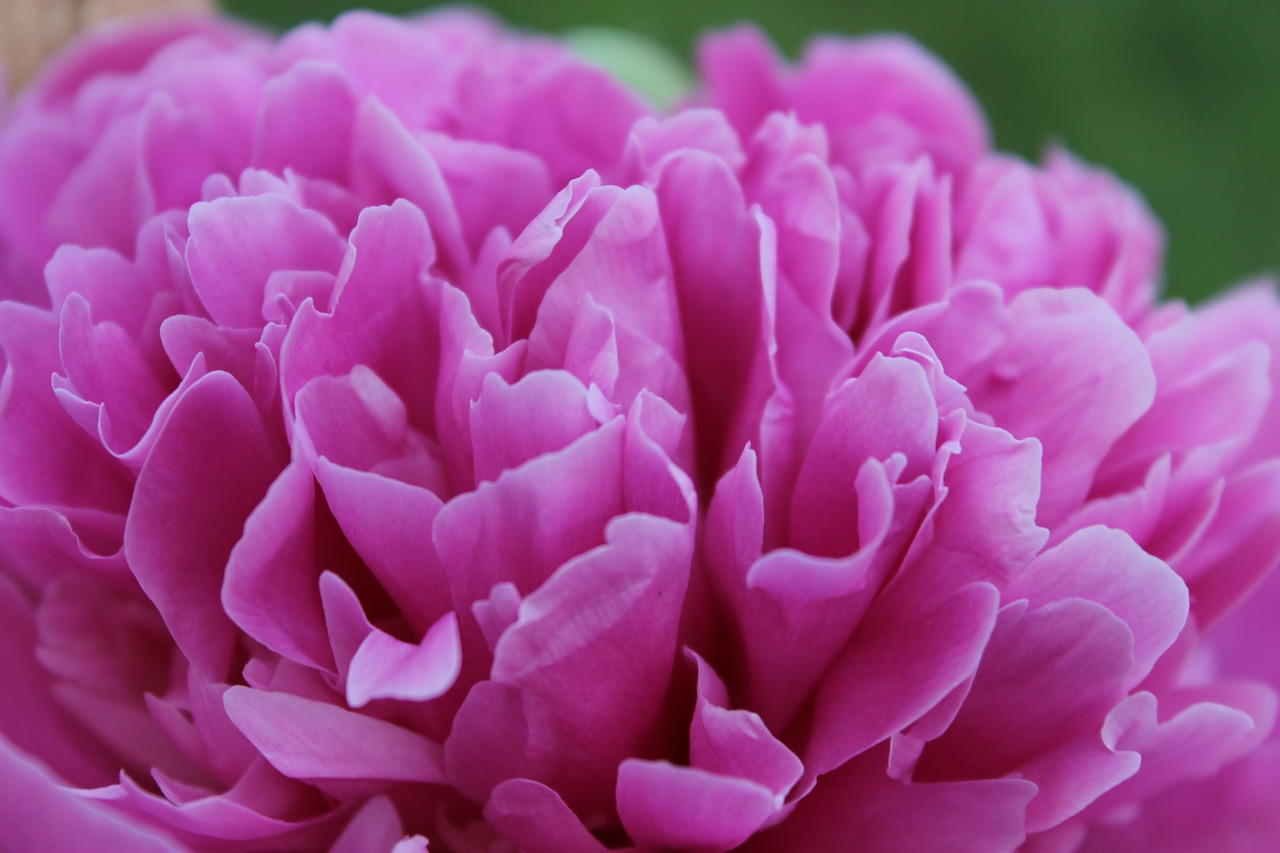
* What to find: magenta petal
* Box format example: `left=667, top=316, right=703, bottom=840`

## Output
left=346, top=612, right=461, bottom=708
left=318, top=571, right=374, bottom=687
left=687, top=651, right=802, bottom=799
left=316, top=459, right=449, bottom=634
left=1016, top=734, right=1140, bottom=832
left=0, top=573, right=117, bottom=787
left=904, top=418, right=1047, bottom=603
left=790, top=353, right=937, bottom=556
left=421, top=131, right=554, bottom=251
left=918, top=598, right=1133, bottom=781
left=295, top=368, right=449, bottom=494
left=445, top=512, right=692, bottom=813
left=56, top=292, right=169, bottom=451
left=1095, top=686, right=1275, bottom=810
left=470, top=371, right=603, bottom=485
left=471, top=582, right=522, bottom=652
left=253, top=60, right=358, bottom=182
left=1183, top=460, right=1280, bottom=629
left=499, top=173, right=608, bottom=344
left=0, top=504, right=129, bottom=592
left=484, top=779, right=613, bottom=853
left=658, top=149, right=776, bottom=488
left=279, top=201, right=443, bottom=434
left=458, top=53, right=649, bottom=187
left=45, top=114, right=141, bottom=256
left=125, top=371, right=283, bottom=678
left=328, top=795, right=403, bottom=853
left=617, top=760, right=777, bottom=852
left=349, top=98, right=467, bottom=272
left=697, top=26, right=786, bottom=137
left=1008, top=526, right=1188, bottom=687
left=0, top=735, right=181, bottom=853
left=622, top=110, right=745, bottom=181
left=519, top=184, right=686, bottom=394
left=90, top=755, right=337, bottom=846
left=792, top=34, right=989, bottom=174
left=805, top=581, right=1000, bottom=778
left=959, top=288, right=1156, bottom=526
left=0, top=301, right=132, bottom=510
left=186, top=194, right=345, bottom=328
left=735, top=458, right=915, bottom=730
left=223, top=687, right=446, bottom=789
left=222, top=461, right=335, bottom=672
left=434, top=419, right=626, bottom=613
left=753, top=753, right=1036, bottom=852
left=1077, top=741, right=1280, bottom=852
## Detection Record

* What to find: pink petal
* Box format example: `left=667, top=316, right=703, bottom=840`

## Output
left=1008, top=526, right=1188, bottom=688
left=0, top=505, right=129, bottom=592
left=805, top=581, right=1000, bottom=779
left=687, top=651, right=802, bottom=800
left=125, top=371, right=284, bottom=678
left=469, top=371, right=604, bottom=485
left=792, top=34, right=989, bottom=174
left=697, top=26, right=786, bottom=137
left=346, top=612, right=461, bottom=708
left=753, top=751, right=1036, bottom=852
left=657, top=149, right=777, bottom=490
left=349, top=99, right=467, bottom=273
left=617, top=760, right=777, bottom=852
left=186, top=193, right=345, bottom=328
left=89, top=756, right=338, bottom=846
left=917, top=598, right=1133, bottom=781
left=223, top=688, right=447, bottom=791
left=1093, top=685, right=1276, bottom=811
left=0, top=302, right=131, bottom=510
left=789, top=353, right=937, bottom=556
left=223, top=461, right=343, bottom=672
left=445, top=512, right=692, bottom=814
left=483, top=779, right=614, bottom=853
left=957, top=287, right=1156, bottom=526
left=328, top=795, right=403, bottom=853
left=253, top=60, right=358, bottom=182
left=0, top=735, right=181, bottom=853
left=421, top=131, right=554, bottom=252
left=0, top=573, right=117, bottom=787
left=433, top=419, right=626, bottom=615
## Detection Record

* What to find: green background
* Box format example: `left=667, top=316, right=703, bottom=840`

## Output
left=220, top=0, right=1280, bottom=303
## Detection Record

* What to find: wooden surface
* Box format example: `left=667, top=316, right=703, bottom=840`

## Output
left=1, top=0, right=212, bottom=94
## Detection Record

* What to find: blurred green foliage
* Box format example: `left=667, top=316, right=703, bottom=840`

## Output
left=221, top=0, right=1280, bottom=302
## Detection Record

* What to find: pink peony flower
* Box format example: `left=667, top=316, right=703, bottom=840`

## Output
left=1, top=10, right=1278, bottom=852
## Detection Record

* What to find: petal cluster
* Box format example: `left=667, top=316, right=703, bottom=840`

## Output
left=1, top=11, right=1278, bottom=853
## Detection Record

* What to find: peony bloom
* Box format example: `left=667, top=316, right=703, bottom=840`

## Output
left=1, top=9, right=1278, bottom=852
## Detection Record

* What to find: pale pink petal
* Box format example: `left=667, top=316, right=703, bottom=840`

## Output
left=346, top=612, right=461, bottom=708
